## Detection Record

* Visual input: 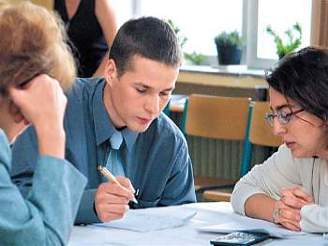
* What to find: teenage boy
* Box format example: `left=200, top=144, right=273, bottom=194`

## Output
left=11, top=16, right=196, bottom=224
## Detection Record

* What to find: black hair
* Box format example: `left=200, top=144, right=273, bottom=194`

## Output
left=265, top=47, right=328, bottom=121
left=109, top=16, right=181, bottom=77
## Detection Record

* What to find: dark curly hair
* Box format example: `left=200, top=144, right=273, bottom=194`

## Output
left=266, top=47, right=328, bottom=121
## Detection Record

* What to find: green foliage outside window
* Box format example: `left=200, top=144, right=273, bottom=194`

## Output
left=266, top=23, right=302, bottom=59
left=167, top=19, right=187, bottom=49
left=167, top=19, right=205, bottom=65
left=184, top=52, right=205, bottom=65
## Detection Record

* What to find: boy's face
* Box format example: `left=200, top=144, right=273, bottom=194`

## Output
left=104, top=55, right=179, bottom=132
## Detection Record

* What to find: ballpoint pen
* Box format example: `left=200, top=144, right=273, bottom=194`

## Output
left=97, top=165, right=138, bottom=204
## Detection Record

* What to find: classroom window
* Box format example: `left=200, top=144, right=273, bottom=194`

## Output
left=111, top=0, right=312, bottom=69
left=247, top=0, right=312, bottom=68
left=137, top=0, right=243, bottom=56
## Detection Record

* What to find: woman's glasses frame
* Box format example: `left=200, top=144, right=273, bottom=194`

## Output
left=264, top=108, right=314, bottom=127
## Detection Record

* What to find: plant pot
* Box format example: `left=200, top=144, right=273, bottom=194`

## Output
left=215, top=43, right=242, bottom=65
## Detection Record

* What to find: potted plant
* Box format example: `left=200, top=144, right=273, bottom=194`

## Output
left=266, top=23, right=302, bottom=59
left=184, top=51, right=205, bottom=65
left=214, top=31, right=243, bottom=65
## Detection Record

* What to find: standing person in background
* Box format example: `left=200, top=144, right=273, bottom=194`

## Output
left=55, top=0, right=117, bottom=77
left=232, top=47, right=328, bottom=233
left=0, top=2, right=86, bottom=245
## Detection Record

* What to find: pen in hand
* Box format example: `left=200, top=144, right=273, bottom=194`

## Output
left=97, top=165, right=138, bottom=204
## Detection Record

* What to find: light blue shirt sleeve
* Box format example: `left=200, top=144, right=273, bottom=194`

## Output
left=0, top=130, right=87, bottom=245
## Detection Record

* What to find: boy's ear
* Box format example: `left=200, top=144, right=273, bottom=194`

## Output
left=104, top=59, right=118, bottom=86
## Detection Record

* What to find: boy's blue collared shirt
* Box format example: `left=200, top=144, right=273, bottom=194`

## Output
left=11, top=77, right=196, bottom=224
left=91, top=81, right=138, bottom=151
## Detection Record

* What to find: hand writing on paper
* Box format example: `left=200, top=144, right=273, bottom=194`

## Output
left=95, top=177, right=135, bottom=222
left=273, top=187, right=313, bottom=231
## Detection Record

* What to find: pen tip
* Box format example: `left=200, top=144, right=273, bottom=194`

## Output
left=132, top=197, right=138, bottom=204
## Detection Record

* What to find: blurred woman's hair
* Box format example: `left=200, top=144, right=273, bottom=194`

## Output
left=0, top=1, right=76, bottom=95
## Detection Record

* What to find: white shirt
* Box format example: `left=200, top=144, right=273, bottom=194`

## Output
left=231, top=144, right=328, bottom=232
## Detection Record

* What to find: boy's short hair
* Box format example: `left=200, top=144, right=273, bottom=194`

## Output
left=109, top=16, right=181, bottom=77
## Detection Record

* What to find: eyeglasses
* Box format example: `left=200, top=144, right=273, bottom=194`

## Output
left=265, top=108, right=304, bottom=127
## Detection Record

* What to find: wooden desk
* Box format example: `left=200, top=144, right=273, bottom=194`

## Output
left=195, top=176, right=235, bottom=202
left=175, top=69, right=268, bottom=100
left=194, top=176, right=235, bottom=190
left=203, top=190, right=232, bottom=202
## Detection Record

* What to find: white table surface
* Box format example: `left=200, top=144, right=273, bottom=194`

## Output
left=69, top=202, right=327, bottom=246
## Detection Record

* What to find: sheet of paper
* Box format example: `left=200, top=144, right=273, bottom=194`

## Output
left=169, top=94, right=187, bottom=108
left=197, top=214, right=306, bottom=238
left=92, top=206, right=197, bottom=232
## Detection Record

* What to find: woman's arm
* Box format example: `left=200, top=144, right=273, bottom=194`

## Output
left=94, top=0, right=117, bottom=77
left=245, top=193, right=303, bottom=231
left=231, top=145, right=304, bottom=230
left=0, top=75, right=87, bottom=244
left=244, top=194, right=276, bottom=222
left=0, top=129, right=87, bottom=245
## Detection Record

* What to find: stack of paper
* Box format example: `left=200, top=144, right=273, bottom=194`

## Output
left=197, top=214, right=306, bottom=238
left=93, top=206, right=197, bottom=232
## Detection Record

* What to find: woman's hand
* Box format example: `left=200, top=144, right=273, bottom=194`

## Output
left=273, top=187, right=314, bottom=231
left=9, top=74, right=67, bottom=158
left=272, top=199, right=302, bottom=231
left=281, top=186, right=313, bottom=209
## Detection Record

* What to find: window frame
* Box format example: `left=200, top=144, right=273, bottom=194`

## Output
left=129, top=0, right=311, bottom=70
left=132, top=0, right=141, bottom=17
left=245, top=0, right=276, bottom=69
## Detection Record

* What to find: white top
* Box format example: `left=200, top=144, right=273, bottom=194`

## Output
left=231, top=144, right=328, bottom=233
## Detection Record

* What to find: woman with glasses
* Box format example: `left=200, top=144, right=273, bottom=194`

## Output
left=231, top=47, right=328, bottom=233
left=0, top=2, right=86, bottom=245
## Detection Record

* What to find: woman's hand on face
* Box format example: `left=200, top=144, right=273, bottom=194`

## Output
left=9, top=74, right=67, bottom=158
left=8, top=74, right=67, bottom=131
left=280, top=187, right=314, bottom=209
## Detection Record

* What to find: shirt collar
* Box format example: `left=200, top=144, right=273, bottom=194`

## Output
left=93, top=80, right=138, bottom=152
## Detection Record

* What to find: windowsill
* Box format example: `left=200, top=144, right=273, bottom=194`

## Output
left=174, top=64, right=268, bottom=101
left=180, top=64, right=265, bottom=78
